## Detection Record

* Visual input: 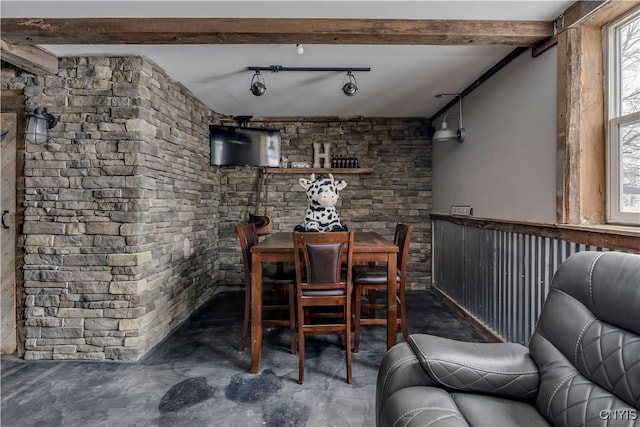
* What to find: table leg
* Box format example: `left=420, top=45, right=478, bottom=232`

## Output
left=387, top=253, right=398, bottom=349
left=250, top=253, right=263, bottom=373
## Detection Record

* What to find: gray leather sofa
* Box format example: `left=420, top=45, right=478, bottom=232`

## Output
left=376, top=251, right=640, bottom=427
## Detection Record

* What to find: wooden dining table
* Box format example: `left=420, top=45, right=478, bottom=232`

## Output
left=249, top=231, right=399, bottom=373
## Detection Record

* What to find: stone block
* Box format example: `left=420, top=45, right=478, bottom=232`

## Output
left=52, top=344, right=77, bottom=354
left=102, top=165, right=136, bottom=176
left=33, top=295, right=61, bottom=307
left=24, top=254, right=63, bottom=266
left=25, top=317, right=63, bottom=327
left=93, top=235, right=126, bottom=248
left=24, top=327, right=41, bottom=338
left=86, top=336, right=124, bottom=347
left=24, top=280, right=68, bottom=289
left=85, top=318, right=120, bottom=330
left=68, top=282, right=110, bottom=294
left=85, top=222, right=121, bottom=235
left=26, top=176, right=69, bottom=188
left=68, top=95, right=111, bottom=107
left=109, top=211, right=148, bottom=223
left=104, top=346, right=141, bottom=361
left=24, top=351, right=53, bottom=360
left=124, top=337, right=141, bottom=347
left=24, top=269, right=73, bottom=282
left=92, top=65, right=112, bottom=79
left=63, top=318, right=84, bottom=328
left=111, top=107, right=141, bottom=120
left=106, top=252, right=152, bottom=267
left=92, top=189, right=122, bottom=198
left=125, top=118, right=157, bottom=135
left=63, top=254, right=107, bottom=267
left=41, top=327, right=84, bottom=339
left=103, top=307, right=145, bottom=319
left=56, top=308, right=104, bottom=318
left=118, top=318, right=140, bottom=331
left=65, top=270, right=112, bottom=282
left=109, top=280, right=146, bottom=295
left=65, top=223, right=86, bottom=235
left=125, top=175, right=156, bottom=190
left=23, top=222, right=65, bottom=235
left=81, top=176, right=126, bottom=189
left=119, top=223, right=154, bottom=236
left=24, top=235, right=55, bottom=247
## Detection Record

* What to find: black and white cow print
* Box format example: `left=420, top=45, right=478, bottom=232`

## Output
left=294, top=173, right=348, bottom=232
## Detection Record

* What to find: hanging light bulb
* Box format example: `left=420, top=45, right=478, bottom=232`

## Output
left=296, top=44, right=305, bottom=55
left=250, top=71, right=266, bottom=96
left=342, top=71, right=358, bottom=96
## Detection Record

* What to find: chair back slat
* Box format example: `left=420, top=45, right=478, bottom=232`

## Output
left=394, top=224, right=413, bottom=278
left=236, top=223, right=258, bottom=278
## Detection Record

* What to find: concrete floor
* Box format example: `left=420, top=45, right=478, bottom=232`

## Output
left=1, top=289, right=486, bottom=427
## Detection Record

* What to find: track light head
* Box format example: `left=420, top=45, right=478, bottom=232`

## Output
left=342, top=71, right=358, bottom=96
left=250, top=71, right=266, bottom=96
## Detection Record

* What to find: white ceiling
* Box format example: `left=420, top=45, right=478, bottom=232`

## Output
left=1, top=1, right=574, bottom=118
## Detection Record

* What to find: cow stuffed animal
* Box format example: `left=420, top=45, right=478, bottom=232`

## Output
left=294, top=173, right=348, bottom=232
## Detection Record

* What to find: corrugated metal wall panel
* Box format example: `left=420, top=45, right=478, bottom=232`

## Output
left=432, top=219, right=609, bottom=344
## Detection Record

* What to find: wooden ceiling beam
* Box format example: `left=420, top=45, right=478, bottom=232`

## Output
left=555, top=0, right=640, bottom=33
left=0, top=39, right=58, bottom=75
left=0, top=18, right=553, bottom=46
left=533, top=1, right=640, bottom=56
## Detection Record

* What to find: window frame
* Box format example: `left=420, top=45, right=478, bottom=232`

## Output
left=606, top=9, right=640, bottom=226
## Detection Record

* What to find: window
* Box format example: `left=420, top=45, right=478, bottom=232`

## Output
left=607, top=10, right=640, bottom=225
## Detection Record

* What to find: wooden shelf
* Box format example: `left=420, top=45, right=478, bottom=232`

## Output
left=265, top=167, right=373, bottom=174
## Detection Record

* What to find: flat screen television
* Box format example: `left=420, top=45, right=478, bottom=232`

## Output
left=210, top=125, right=281, bottom=167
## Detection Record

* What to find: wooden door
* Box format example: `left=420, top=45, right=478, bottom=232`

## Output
left=1, top=112, right=17, bottom=354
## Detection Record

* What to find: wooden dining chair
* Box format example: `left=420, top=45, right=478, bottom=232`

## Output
left=292, top=231, right=354, bottom=384
left=352, top=223, right=413, bottom=352
left=236, top=223, right=296, bottom=354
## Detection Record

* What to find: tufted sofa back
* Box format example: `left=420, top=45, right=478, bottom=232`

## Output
left=529, top=251, right=640, bottom=426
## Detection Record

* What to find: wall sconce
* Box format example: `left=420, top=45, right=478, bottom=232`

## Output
left=25, top=107, right=58, bottom=144
left=433, top=93, right=466, bottom=143
left=342, top=71, right=358, bottom=96
left=250, top=71, right=267, bottom=96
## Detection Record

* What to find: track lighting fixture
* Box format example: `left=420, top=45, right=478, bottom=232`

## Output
left=433, top=93, right=466, bottom=143
left=246, top=66, right=370, bottom=97
left=250, top=71, right=266, bottom=96
left=342, top=71, right=358, bottom=96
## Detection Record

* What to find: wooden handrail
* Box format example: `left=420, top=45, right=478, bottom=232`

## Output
left=430, top=213, right=640, bottom=253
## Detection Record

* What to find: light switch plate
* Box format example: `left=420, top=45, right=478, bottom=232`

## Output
left=450, top=205, right=473, bottom=216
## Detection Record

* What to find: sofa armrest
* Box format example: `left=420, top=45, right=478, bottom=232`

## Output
left=376, top=342, right=438, bottom=427
left=408, top=334, right=540, bottom=400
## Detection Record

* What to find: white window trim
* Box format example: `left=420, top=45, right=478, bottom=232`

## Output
left=607, top=112, right=640, bottom=224
left=606, top=10, right=640, bottom=226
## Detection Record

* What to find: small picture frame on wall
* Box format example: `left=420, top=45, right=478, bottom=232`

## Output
left=450, top=205, right=473, bottom=216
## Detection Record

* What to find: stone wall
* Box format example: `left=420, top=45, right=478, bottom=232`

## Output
left=2, top=56, right=220, bottom=360
left=217, top=118, right=433, bottom=289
